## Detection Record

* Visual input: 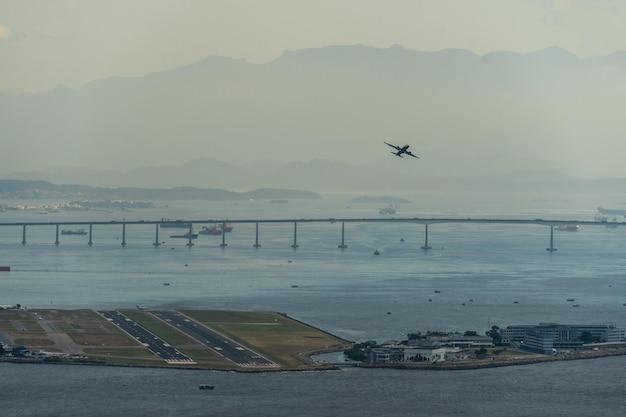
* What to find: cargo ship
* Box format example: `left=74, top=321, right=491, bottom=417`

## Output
left=61, top=229, right=88, bottom=235
left=198, top=225, right=222, bottom=236
left=556, top=224, right=579, bottom=232
left=169, top=232, right=198, bottom=239
left=160, top=218, right=191, bottom=228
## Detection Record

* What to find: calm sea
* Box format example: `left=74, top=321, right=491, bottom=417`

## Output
left=1, top=191, right=626, bottom=416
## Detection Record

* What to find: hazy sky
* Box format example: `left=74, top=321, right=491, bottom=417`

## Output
left=2, top=0, right=626, bottom=93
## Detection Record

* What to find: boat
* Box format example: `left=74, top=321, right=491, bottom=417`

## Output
left=556, top=224, right=579, bottom=232
left=160, top=218, right=191, bottom=228
left=199, top=385, right=215, bottom=391
left=169, top=232, right=198, bottom=239
left=379, top=205, right=397, bottom=215
left=566, top=298, right=575, bottom=302
left=61, top=229, right=87, bottom=235
left=597, top=207, right=626, bottom=216
left=198, top=225, right=222, bottom=235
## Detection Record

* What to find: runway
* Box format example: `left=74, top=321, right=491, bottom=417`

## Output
left=99, top=310, right=194, bottom=364
left=151, top=310, right=277, bottom=367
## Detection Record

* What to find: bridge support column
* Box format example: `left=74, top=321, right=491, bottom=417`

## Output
left=153, top=224, right=160, bottom=247
left=421, top=224, right=432, bottom=250
left=291, top=222, right=299, bottom=249
left=55, top=225, right=59, bottom=246
left=546, top=225, right=557, bottom=252
left=338, top=222, right=347, bottom=249
left=121, top=223, right=126, bottom=247
left=220, top=222, right=227, bottom=248
left=187, top=224, right=194, bottom=247
left=21, top=225, right=26, bottom=246
left=88, top=224, right=93, bottom=246
left=253, top=222, right=261, bottom=248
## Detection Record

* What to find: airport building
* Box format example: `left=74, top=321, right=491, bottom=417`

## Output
left=501, top=323, right=625, bottom=354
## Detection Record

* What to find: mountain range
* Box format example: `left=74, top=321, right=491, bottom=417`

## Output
left=3, top=44, right=626, bottom=182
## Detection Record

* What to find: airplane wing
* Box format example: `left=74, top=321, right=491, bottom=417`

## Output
left=384, top=142, right=401, bottom=151
left=405, top=150, right=420, bottom=159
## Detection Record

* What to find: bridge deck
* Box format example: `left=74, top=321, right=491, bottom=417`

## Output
left=0, top=217, right=624, bottom=227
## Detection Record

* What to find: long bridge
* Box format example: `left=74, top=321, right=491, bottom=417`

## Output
left=1, top=217, right=624, bottom=252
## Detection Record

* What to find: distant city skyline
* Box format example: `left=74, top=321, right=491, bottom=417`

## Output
left=2, top=0, right=626, bottom=93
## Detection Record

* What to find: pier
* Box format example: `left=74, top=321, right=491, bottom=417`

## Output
left=1, top=217, right=624, bottom=253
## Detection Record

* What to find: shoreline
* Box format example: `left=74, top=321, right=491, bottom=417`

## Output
left=4, top=347, right=626, bottom=373
left=358, top=346, right=626, bottom=371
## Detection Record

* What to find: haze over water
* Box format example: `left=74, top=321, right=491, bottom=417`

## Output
left=2, top=192, right=626, bottom=416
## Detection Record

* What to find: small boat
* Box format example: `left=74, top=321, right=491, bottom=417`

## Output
left=61, top=229, right=87, bottom=235
left=199, top=385, right=215, bottom=391
left=566, top=298, right=575, bottom=302
left=169, top=233, right=198, bottom=239
left=572, top=304, right=581, bottom=308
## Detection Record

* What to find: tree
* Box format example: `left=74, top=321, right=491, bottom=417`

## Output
left=474, top=347, right=487, bottom=356
left=486, top=326, right=502, bottom=344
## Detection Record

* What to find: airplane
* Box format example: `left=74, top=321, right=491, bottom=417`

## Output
left=384, top=142, right=419, bottom=158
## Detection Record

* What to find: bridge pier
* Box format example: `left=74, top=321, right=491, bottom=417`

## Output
left=546, top=225, right=557, bottom=252
left=21, top=225, right=26, bottom=246
left=219, top=222, right=227, bottom=248
left=187, top=224, right=194, bottom=247
left=253, top=222, right=261, bottom=248
left=421, top=224, right=432, bottom=250
left=55, top=225, right=59, bottom=246
left=291, top=222, right=299, bottom=249
left=338, top=222, right=347, bottom=249
left=121, top=223, right=126, bottom=247
left=153, top=224, right=160, bottom=247
left=88, top=224, right=93, bottom=246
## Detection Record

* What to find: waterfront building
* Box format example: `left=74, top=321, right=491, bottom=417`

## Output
left=367, top=347, right=404, bottom=364
left=501, top=323, right=625, bottom=354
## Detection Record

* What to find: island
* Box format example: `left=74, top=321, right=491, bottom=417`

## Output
left=0, top=180, right=320, bottom=201
left=351, top=196, right=412, bottom=204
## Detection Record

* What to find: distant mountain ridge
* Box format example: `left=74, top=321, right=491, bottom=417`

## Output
left=3, top=44, right=626, bottom=179
left=0, top=179, right=319, bottom=200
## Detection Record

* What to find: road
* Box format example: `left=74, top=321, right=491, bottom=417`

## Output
left=99, top=310, right=194, bottom=364
left=151, top=310, right=277, bottom=367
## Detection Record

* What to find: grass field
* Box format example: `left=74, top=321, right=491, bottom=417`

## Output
left=1, top=308, right=348, bottom=370
left=182, top=310, right=350, bottom=368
